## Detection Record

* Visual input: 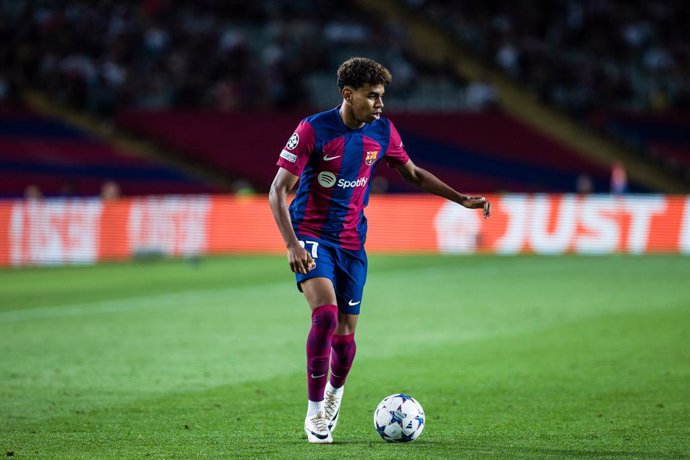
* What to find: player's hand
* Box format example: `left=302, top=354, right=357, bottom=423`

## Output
left=462, top=196, right=491, bottom=219
left=287, top=243, right=316, bottom=274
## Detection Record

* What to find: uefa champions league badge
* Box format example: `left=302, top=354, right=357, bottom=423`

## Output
left=287, top=133, right=299, bottom=150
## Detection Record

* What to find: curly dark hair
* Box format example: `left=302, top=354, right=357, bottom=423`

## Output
left=337, top=57, right=392, bottom=90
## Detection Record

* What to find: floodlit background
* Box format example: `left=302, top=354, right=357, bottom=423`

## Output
left=1, top=1, right=689, bottom=458
left=1, top=0, right=690, bottom=266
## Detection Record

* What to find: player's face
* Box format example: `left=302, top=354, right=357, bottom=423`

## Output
left=350, top=83, right=384, bottom=123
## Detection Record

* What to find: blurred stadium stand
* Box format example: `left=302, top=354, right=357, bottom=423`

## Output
left=1, top=0, right=688, bottom=197
left=409, top=0, right=690, bottom=185
left=115, top=109, right=621, bottom=193
left=592, top=111, right=690, bottom=171
left=0, top=108, right=222, bottom=198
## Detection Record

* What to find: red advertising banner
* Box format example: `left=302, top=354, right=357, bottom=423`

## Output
left=1, top=194, right=688, bottom=266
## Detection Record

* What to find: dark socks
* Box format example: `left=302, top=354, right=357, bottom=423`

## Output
left=306, top=304, right=338, bottom=401
left=330, top=333, right=356, bottom=388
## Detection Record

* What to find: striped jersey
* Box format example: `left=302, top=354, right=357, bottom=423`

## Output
left=276, top=107, right=410, bottom=250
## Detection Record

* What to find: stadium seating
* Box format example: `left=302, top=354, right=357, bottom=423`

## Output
left=115, top=109, right=633, bottom=194
left=2, top=0, right=684, bottom=195
left=413, top=0, right=689, bottom=190
left=592, top=112, right=690, bottom=172
left=0, top=109, right=221, bottom=198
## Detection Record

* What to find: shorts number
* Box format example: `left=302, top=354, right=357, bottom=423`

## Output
left=299, top=240, right=319, bottom=259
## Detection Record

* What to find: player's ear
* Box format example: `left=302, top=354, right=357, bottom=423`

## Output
left=342, top=87, right=352, bottom=103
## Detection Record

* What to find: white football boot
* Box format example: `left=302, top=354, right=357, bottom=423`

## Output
left=324, top=383, right=344, bottom=432
left=304, top=411, right=332, bottom=443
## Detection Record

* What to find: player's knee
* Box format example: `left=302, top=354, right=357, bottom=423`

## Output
left=335, top=313, right=357, bottom=335
left=311, top=304, right=338, bottom=333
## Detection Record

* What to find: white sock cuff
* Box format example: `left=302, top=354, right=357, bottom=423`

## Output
left=326, top=381, right=344, bottom=396
left=307, top=399, right=324, bottom=417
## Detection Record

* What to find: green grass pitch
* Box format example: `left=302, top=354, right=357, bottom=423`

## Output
left=1, top=255, right=689, bottom=459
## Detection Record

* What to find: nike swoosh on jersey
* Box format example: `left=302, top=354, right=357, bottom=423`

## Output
left=323, top=154, right=341, bottom=161
left=348, top=300, right=361, bottom=306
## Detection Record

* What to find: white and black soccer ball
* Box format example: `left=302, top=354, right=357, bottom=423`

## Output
left=373, top=393, right=425, bottom=442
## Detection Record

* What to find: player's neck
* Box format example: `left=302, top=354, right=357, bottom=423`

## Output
left=338, top=104, right=366, bottom=130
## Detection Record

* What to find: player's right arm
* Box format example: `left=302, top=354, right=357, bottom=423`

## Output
left=395, top=159, right=491, bottom=219
left=269, top=167, right=315, bottom=274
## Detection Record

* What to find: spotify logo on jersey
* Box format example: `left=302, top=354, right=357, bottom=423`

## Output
left=317, top=171, right=337, bottom=188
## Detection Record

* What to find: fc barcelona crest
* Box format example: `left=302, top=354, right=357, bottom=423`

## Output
left=365, top=150, right=378, bottom=166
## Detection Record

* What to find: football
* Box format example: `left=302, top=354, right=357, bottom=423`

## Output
left=373, top=393, right=425, bottom=442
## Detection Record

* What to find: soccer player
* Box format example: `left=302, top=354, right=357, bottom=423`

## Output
left=269, top=57, right=491, bottom=443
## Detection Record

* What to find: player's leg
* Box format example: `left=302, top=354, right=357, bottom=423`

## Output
left=324, top=313, right=357, bottom=432
left=300, top=277, right=337, bottom=443
left=331, top=313, right=358, bottom=387
left=324, top=247, right=367, bottom=432
left=302, top=276, right=338, bottom=404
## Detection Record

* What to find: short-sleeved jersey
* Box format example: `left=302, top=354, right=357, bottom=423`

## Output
left=277, top=106, right=410, bottom=250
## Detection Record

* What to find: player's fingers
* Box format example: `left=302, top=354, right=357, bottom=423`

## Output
left=287, top=250, right=298, bottom=273
left=293, top=260, right=304, bottom=273
left=298, top=256, right=315, bottom=274
left=469, top=196, right=485, bottom=206
left=289, top=257, right=306, bottom=273
left=297, top=259, right=308, bottom=274
left=483, top=200, right=491, bottom=218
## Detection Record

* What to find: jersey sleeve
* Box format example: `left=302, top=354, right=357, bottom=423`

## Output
left=276, top=120, right=315, bottom=176
left=384, top=120, right=410, bottom=168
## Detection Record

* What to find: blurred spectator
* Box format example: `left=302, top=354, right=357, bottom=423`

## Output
left=100, top=180, right=121, bottom=200
left=230, top=179, right=255, bottom=196
left=576, top=174, right=594, bottom=195
left=0, top=72, right=20, bottom=107
left=0, top=74, right=9, bottom=103
left=24, top=184, right=43, bottom=200
left=610, top=161, right=628, bottom=195
left=466, top=76, right=498, bottom=110
left=495, top=41, right=520, bottom=77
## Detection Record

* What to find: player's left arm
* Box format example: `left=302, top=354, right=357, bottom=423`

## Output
left=395, top=159, right=491, bottom=218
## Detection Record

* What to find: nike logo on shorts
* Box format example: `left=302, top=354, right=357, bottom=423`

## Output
left=348, top=300, right=361, bottom=306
